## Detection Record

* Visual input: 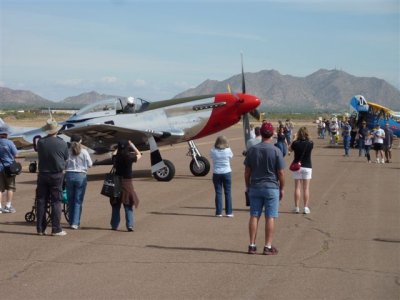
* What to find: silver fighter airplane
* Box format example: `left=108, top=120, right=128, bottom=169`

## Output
left=7, top=62, right=261, bottom=181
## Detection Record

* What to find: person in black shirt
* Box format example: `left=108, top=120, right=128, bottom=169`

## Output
left=36, top=118, right=69, bottom=236
left=358, top=121, right=369, bottom=157
left=289, top=127, right=314, bottom=214
left=110, top=140, right=141, bottom=231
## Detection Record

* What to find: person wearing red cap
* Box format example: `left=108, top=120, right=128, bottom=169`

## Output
left=244, top=122, right=285, bottom=255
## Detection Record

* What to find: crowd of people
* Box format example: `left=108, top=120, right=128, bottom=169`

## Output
left=316, top=116, right=395, bottom=163
left=210, top=119, right=313, bottom=255
left=0, top=118, right=141, bottom=236
left=0, top=115, right=396, bottom=255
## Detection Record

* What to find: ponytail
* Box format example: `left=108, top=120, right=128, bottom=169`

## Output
left=71, top=142, right=81, bottom=156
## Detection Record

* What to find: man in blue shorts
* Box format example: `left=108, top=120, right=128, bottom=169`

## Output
left=244, top=122, right=285, bottom=255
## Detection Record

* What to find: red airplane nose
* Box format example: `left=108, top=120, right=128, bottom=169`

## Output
left=236, top=93, right=261, bottom=114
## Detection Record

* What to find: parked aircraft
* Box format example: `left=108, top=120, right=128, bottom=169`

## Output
left=7, top=62, right=261, bottom=181
left=349, top=95, right=400, bottom=137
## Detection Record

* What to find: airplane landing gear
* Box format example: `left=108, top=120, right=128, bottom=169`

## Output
left=29, top=162, right=37, bottom=173
left=153, top=159, right=175, bottom=182
left=187, top=140, right=210, bottom=176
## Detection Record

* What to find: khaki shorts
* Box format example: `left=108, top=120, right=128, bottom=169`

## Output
left=0, top=171, right=16, bottom=192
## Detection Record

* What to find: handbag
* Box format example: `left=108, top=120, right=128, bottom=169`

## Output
left=289, top=161, right=301, bottom=171
left=0, top=158, right=22, bottom=177
left=289, top=142, right=308, bottom=172
left=100, top=167, right=122, bottom=199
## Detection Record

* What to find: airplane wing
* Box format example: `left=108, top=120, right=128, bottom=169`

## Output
left=62, top=124, right=185, bottom=153
left=367, top=101, right=394, bottom=114
left=8, top=136, right=34, bottom=149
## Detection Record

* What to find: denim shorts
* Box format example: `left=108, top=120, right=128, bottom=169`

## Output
left=249, top=187, right=279, bottom=218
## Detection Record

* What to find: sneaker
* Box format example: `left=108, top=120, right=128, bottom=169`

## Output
left=225, top=214, right=234, bottom=218
left=70, top=225, right=79, bottom=230
left=381, top=160, right=385, bottom=164
left=128, top=227, right=134, bottom=232
left=263, top=246, right=278, bottom=255
left=292, top=207, right=300, bottom=214
left=376, top=159, right=380, bottom=163
left=52, top=230, right=67, bottom=236
left=248, top=245, right=257, bottom=254
left=37, top=231, right=47, bottom=236
left=304, top=207, right=311, bottom=214
left=215, top=214, right=223, bottom=217
left=0, top=208, right=2, bottom=214
left=3, top=206, right=16, bottom=213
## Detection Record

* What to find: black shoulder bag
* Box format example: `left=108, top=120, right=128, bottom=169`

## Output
left=100, top=167, right=122, bottom=199
left=0, top=157, right=22, bottom=177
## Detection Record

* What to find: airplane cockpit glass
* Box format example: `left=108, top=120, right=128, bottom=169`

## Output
left=135, top=98, right=150, bottom=112
left=74, top=99, right=120, bottom=118
left=358, top=96, right=367, bottom=106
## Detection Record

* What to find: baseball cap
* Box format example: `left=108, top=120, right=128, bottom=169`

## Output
left=260, top=122, right=274, bottom=135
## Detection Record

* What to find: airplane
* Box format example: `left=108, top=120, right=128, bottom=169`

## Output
left=349, top=95, right=400, bottom=137
left=7, top=60, right=261, bottom=181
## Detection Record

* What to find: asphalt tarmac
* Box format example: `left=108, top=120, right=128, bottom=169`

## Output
left=1, top=124, right=399, bottom=299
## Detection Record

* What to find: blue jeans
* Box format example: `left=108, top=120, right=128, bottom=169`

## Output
left=212, top=172, right=232, bottom=215
left=285, top=132, right=292, bottom=144
left=358, top=139, right=365, bottom=156
left=343, top=136, right=351, bottom=155
left=65, top=172, right=87, bottom=226
left=275, top=142, right=287, bottom=157
left=111, top=202, right=134, bottom=230
left=321, top=128, right=325, bottom=139
left=249, top=187, right=279, bottom=218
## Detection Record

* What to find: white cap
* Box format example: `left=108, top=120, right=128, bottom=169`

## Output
left=127, top=96, right=134, bottom=104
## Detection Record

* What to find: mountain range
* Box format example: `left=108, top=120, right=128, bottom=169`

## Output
left=1, top=69, right=399, bottom=112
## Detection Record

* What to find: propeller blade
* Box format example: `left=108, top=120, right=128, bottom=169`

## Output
left=241, top=53, right=246, bottom=94
left=249, top=108, right=261, bottom=121
left=243, top=112, right=251, bottom=149
left=227, top=83, right=232, bottom=94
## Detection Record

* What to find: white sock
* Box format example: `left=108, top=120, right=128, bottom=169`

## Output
left=265, top=245, right=272, bottom=249
left=6, top=202, right=11, bottom=208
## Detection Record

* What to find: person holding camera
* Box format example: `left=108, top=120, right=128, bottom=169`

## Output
left=111, top=140, right=141, bottom=231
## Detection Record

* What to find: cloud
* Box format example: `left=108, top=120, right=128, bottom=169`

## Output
left=133, top=79, right=147, bottom=87
left=101, top=76, right=118, bottom=84
left=177, top=26, right=266, bottom=42
left=56, top=78, right=87, bottom=87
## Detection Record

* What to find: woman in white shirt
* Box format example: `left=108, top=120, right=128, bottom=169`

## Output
left=65, top=135, right=93, bottom=229
left=210, top=136, right=234, bottom=217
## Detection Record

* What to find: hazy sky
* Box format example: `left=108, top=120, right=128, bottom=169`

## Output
left=1, top=0, right=399, bottom=101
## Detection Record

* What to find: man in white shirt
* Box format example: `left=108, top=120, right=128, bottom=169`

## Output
left=372, top=124, right=385, bottom=163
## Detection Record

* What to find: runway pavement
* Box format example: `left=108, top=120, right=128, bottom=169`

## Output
left=0, top=124, right=399, bottom=299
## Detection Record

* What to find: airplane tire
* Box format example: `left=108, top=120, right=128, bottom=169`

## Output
left=190, top=156, right=210, bottom=177
left=29, top=162, right=37, bottom=173
left=153, top=159, right=175, bottom=182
